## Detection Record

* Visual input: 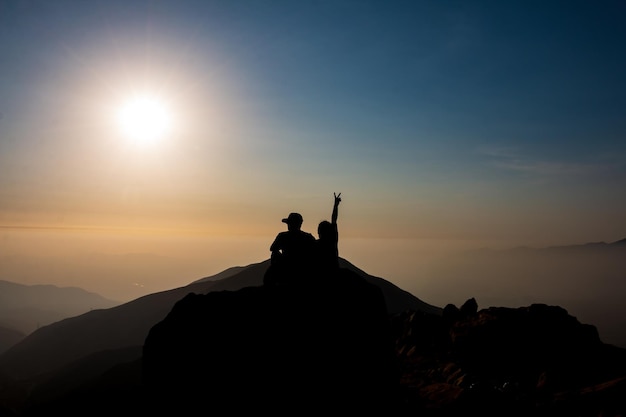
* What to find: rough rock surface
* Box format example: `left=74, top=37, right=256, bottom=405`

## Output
left=392, top=298, right=626, bottom=416
left=142, top=268, right=400, bottom=414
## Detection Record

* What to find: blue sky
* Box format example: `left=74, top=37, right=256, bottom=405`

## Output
left=1, top=0, right=625, bottom=299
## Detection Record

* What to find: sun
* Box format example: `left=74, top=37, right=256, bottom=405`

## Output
left=116, top=94, right=173, bottom=144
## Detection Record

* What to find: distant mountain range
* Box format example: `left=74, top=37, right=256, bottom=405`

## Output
left=422, top=237, right=626, bottom=349
left=0, top=257, right=437, bottom=381
left=1, top=249, right=625, bottom=416
left=479, top=237, right=626, bottom=253
left=0, top=326, right=24, bottom=355
left=0, top=280, right=120, bottom=351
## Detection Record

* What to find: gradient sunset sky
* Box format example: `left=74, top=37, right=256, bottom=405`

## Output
left=1, top=1, right=625, bottom=301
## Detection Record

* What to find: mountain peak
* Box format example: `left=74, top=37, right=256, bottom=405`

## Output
left=143, top=268, right=399, bottom=414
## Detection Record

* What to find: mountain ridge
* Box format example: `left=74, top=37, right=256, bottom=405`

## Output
left=0, top=257, right=437, bottom=381
left=423, top=237, right=626, bottom=348
left=464, top=237, right=626, bottom=255
left=0, top=280, right=121, bottom=339
left=0, top=248, right=625, bottom=415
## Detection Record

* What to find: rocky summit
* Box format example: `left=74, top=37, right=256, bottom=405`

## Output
left=142, top=268, right=400, bottom=415
left=3, top=266, right=626, bottom=416
left=142, top=269, right=626, bottom=416
left=392, top=299, right=626, bottom=416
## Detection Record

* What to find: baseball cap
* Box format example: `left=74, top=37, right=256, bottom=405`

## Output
left=282, top=212, right=303, bottom=224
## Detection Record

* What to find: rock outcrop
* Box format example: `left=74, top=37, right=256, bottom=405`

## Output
left=4, top=268, right=626, bottom=416
left=143, top=266, right=626, bottom=416
left=142, top=268, right=400, bottom=414
left=393, top=301, right=626, bottom=416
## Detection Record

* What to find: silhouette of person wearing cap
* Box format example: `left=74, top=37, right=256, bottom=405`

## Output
left=264, top=211, right=316, bottom=286
left=314, top=192, right=342, bottom=274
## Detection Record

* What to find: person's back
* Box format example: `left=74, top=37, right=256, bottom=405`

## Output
left=271, top=228, right=316, bottom=269
left=315, top=220, right=339, bottom=272
left=314, top=193, right=341, bottom=274
left=265, top=212, right=315, bottom=285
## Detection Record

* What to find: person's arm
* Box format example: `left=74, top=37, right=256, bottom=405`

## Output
left=331, top=192, right=341, bottom=225
left=270, top=233, right=282, bottom=253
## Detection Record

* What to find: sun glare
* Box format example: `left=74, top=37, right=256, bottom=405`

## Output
left=116, top=94, right=173, bottom=144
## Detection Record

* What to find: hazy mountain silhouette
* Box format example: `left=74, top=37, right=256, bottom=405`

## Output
left=611, top=237, right=626, bottom=246
left=423, top=237, right=626, bottom=348
left=4, top=273, right=625, bottom=416
left=0, top=257, right=438, bottom=382
left=189, top=257, right=440, bottom=316
left=0, top=326, right=25, bottom=355
left=0, top=247, right=625, bottom=416
left=0, top=280, right=120, bottom=337
left=191, top=265, right=247, bottom=282
left=467, top=237, right=626, bottom=255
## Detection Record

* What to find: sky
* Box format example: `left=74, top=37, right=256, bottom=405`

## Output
left=1, top=1, right=625, bottom=305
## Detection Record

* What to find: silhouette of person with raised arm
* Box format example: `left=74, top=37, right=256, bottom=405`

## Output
left=263, top=211, right=316, bottom=286
left=315, top=192, right=342, bottom=274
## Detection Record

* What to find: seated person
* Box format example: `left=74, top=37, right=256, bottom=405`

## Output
left=264, top=212, right=315, bottom=286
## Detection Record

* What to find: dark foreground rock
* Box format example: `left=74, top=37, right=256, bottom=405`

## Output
left=142, top=272, right=626, bottom=416
left=3, top=272, right=626, bottom=416
left=142, top=268, right=400, bottom=415
left=392, top=299, right=626, bottom=416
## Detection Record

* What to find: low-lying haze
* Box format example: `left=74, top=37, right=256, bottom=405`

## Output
left=2, top=228, right=624, bottom=347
